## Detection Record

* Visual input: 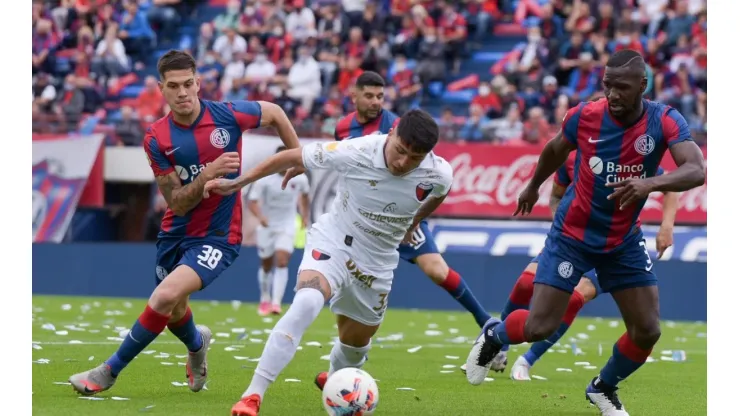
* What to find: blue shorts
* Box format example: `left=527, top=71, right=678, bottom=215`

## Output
left=534, top=231, right=657, bottom=294
left=397, top=220, right=439, bottom=263
left=531, top=252, right=601, bottom=295
left=155, top=237, right=240, bottom=289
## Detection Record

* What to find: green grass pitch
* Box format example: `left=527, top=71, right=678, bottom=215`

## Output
left=32, top=295, right=706, bottom=415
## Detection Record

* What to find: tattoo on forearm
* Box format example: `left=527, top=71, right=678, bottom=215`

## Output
left=156, top=172, right=208, bottom=215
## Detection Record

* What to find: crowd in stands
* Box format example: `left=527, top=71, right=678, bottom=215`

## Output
left=32, top=0, right=707, bottom=146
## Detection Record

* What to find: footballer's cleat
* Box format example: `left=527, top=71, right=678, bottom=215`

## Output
left=231, top=394, right=261, bottom=416
left=491, top=350, right=508, bottom=373
left=460, top=349, right=507, bottom=375
left=314, top=371, right=328, bottom=391
left=186, top=325, right=212, bottom=392
left=257, top=302, right=271, bottom=316
left=271, top=304, right=282, bottom=315
left=510, top=355, right=532, bottom=381
left=586, top=377, right=629, bottom=416
left=69, top=363, right=116, bottom=396
left=465, top=317, right=503, bottom=385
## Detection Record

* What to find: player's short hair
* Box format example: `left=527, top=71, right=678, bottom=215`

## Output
left=355, top=71, right=385, bottom=89
left=157, top=50, right=197, bottom=79
left=275, top=145, right=287, bottom=153
left=606, top=49, right=646, bottom=75
left=395, top=109, right=439, bottom=154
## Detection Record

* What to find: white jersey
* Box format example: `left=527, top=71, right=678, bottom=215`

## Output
left=301, top=134, right=453, bottom=272
left=246, top=173, right=309, bottom=228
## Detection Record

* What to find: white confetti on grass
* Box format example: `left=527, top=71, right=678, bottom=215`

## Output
left=407, top=346, right=422, bottom=353
left=424, top=330, right=443, bottom=336
left=531, top=375, right=548, bottom=380
left=584, top=366, right=598, bottom=370
left=440, top=370, right=454, bottom=374
left=305, top=341, right=322, bottom=347
left=111, top=397, right=130, bottom=401
left=556, top=368, right=572, bottom=372
left=320, top=354, right=331, bottom=361
left=61, top=304, right=72, bottom=311
left=79, top=397, right=105, bottom=401
left=34, top=359, right=51, bottom=364
left=172, top=381, right=188, bottom=387
left=575, top=361, right=591, bottom=366
left=396, top=387, right=415, bottom=391
left=484, top=377, right=494, bottom=382
left=442, top=364, right=456, bottom=369
left=53, top=382, right=72, bottom=385
left=284, top=378, right=301, bottom=383
left=445, top=355, right=459, bottom=360
left=55, top=330, right=68, bottom=336
left=160, top=362, right=174, bottom=366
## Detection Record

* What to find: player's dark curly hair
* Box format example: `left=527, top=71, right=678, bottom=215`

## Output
left=157, top=50, right=197, bottom=79
left=395, top=109, right=439, bottom=154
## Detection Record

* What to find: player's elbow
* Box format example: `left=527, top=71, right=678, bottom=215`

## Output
left=258, top=101, right=288, bottom=128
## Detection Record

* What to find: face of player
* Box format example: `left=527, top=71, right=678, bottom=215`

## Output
left=602, top=66, right=646, bottom=120
left=159, top=69, right=201, bottom=118
left=384, top=131, right=428, bottom=176
left=353, top=86, right=384, bottom=121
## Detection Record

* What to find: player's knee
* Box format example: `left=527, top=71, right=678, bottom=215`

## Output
left=416, top=255, right=448, bottom=284
left=149, top=286, right=184, bottom=313
left=260, top=257, right=274, bottom=272
left=575, top=278, right=597, bottom=302
left=629, top=323, right=661, bottom=349
left=275, top=251, right=290, bottom=268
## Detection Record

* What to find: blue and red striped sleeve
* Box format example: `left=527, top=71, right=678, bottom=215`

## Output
left=334, top=115, right=352, bottom=141
left=661, top=107, right=693, bottom=147
left=554, top=155, right=575, bottom=187
left=561, top=102, right=587, bottom=144
left=143, top=129, right=174, bottom=177
left=229, top=100, right=262, bottom=131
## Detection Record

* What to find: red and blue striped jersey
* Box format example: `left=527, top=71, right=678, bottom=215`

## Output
left=554, top=153, right=664, bottom=188
left=554, top=98, right=692, bottom=252
left=143, top=99, right=262, bottom=245
left=334, top=109, right=400, bottom=141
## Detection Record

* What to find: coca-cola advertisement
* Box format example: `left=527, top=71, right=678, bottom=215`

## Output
left=434, top=143, right=707, bottom=225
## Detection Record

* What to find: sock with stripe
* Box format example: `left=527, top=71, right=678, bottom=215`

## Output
left=598, top=332, right=653, bottom=388
left=105, top=305, right=170, bottom=376
left=498, top=271, right=535, bottom=352
left=167, top=306, right=203, bottom=353
left=523, top=291, right=585, bottom=365
left=438, top=268, right=490, bottom=327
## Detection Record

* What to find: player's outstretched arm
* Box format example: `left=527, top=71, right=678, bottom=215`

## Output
left=646, top=141, right=706, bottom=193
left=204, top=148, right=305, bottom=197
left=656, top=190, right=679, bottom=259
left=515, top=130, right=575, bottom=215
left=157, top=152, right=241, bottom=216
left=257, top=101, right=301, bottom=150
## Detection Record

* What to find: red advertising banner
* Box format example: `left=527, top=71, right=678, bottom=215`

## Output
left=434, top=142, right=707, bottom=225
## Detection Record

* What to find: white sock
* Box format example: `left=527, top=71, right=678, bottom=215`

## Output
left=243, top=288, right=325, bottom=398
left=328, top=341, right=371, bottom=377
left=271, top=267, right=289, bottom=307
left=258, top=268, right=271, bottom=303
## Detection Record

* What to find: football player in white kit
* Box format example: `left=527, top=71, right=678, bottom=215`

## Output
left=204, top=110, right=453, bottom=416
left=246, top=145, right=310, bottom=316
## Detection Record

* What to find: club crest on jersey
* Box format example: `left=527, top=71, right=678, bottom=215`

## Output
left=312, top=249, right=331, bottom=261
left=634, top=134, right=655, bottom=156
left=325, top=142, right=339, bottom=152
left=210, top=128, right=230, bottom=149
left=415, top=183, right=433, bottom=201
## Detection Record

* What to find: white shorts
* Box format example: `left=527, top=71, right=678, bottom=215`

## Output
left=256, top=224, right=296, bottom=259
left=298, top=231, right=393, bottom=326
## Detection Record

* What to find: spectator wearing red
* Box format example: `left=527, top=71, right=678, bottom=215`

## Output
left=33, top=19, right=59, bottom=75
left=438, top=1, right=467, bottom=74
left=520, top=106, right=551, bottom=145
left=593, top=1, right=617, bottom=39
left=135, top=76, right=164, bottom=123
left=556, top=31, right=593, bottom=85
left=472, top=82, right=503, bottom=117
left=565, top=0, right=595, bottom=34
left=392, top=55, right=422, bottom=114
left=338, top=56, right=364, bottom=96
left=345, top=27, right=367, bottom=59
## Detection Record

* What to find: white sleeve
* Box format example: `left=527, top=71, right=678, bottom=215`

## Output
left=431, top=159, right=454, bottom=198
left=247, top=180, right=263, bottom=201
left=301, top=141, right=353, bottom=172
left=298, top=174, right=310, bottom=194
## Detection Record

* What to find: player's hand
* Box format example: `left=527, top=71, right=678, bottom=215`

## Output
left=204, top=152, right=241, bottom=180
left=514, top=184, right=539, bottom=216
left=203, top=178, right=239, bottom=198
left=258, top=216, right=269, bottom=228
left=656, top=225, right=674, bottom=260
left=401, top=224, right=420, bottom=246
left=282, top=166, right=306, bottom=189
left=606, top=178, right=652, bottom=210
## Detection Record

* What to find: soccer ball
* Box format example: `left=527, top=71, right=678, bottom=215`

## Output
left=322, top=368, right=379, bottom=415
